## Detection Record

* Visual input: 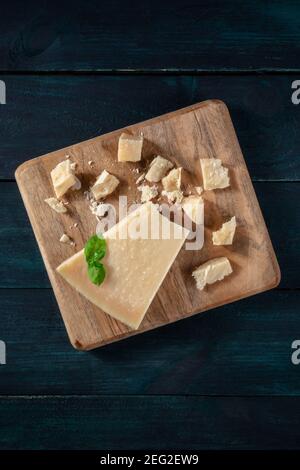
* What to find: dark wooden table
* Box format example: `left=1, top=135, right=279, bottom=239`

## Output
left=0, top=0, right=299, bottom=449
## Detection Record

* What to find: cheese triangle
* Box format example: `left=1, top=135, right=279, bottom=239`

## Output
left=57, top=202, right=189, bottom=329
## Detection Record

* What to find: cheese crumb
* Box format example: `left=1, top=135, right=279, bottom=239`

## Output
left=161, top=189, right=184, bottom=204
left=192, top=257, right=233, bottom=290
left=91, top=170, right=120, bottom=200
left=200, top=158, right=230, bottom=190
left=118, top=133, right=143, bottom=162
left=145, top=156, right=173, bottom=183
left=212, top=216, right=236, bottom=245
left=70, top=162, right=77, bottom=171
left=138, top=184, right=159, bottom=203
left=195, top=186, right=203, bottom=195
left=182, top=195, right=204, bottom=224
left=59, top=233, right=73, bottom=244
left=88, top=160, right=94, bottom=166
left=44, top=197, right=67, bottom=214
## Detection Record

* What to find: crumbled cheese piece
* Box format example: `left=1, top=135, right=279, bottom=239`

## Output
left=195, top=186, right=203, bottom=195
left=118, top=133, right=143, bottom=162
left=138, top=184, right=159, bottom=203
left=161, top=189, right=184, bottom=204
left=91, top=170, right=120, bottom=200
left=44, top=197, right=67, bottom=214
left=70, top=162, right=77, bottom=171
left=88, top=160, right=94, bottom=166
left=73, top=222, right=78, bottom=228
left=145, top=156, right=173, bottom=183
left=65, top=154, right=70, bottom=159
left=200, top=158, right=230, bottom=190
left=192, top=257, right=233, bottom=290
left=60, top=233, right=73, bottom=244
left=136, top=173, right=145, bottom=185
left=162, top=168, right=182, bottom=192
left=212, top=216, right=236, bottom=245
left=50, top=160, right=77, bottom=199
left=182, top=196, right=204, bottom=224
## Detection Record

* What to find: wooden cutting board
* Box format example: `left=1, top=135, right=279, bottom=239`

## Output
left=15, top=100, right=280, bottom=350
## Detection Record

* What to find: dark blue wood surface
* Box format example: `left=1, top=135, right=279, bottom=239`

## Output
left=1, top=0, right=300, bottom=71
left=1, top=396, right=300, bottom=450
left=1, top=75, right=300, bottom=180
left=0, top=0, right=300, bottom=450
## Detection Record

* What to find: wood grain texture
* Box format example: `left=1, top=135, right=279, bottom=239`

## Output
left=15, top=100, right=280, bottom=349
left=1, top=75, right=300, bottom=180
left=0, top=290, right=299, bottom=396
left=1, top=396, right=300, bottom=449
left=1, top=0, right=300, bottom=71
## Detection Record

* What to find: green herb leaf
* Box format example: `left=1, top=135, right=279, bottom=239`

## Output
left=87, top=261, right=106, bottom=286
left=84, top=235, right=106, bottom=264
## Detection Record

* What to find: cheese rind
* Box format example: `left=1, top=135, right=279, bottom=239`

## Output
left=145, top=156, right=173, bottom=183
left=192, top=257, right=232, bottom=290
left=182, top=195, right=204, bottom=224
left=118, top=133, right=143, bottom=162
left=51, top=160, right=77, bottom=199
left=57, top=202, right=189, bottom=330
left=200, top=158, right=230, bottom=190
left=212, top=216, right=236, bottom=245
left=91, top=170, right=120, bottom=200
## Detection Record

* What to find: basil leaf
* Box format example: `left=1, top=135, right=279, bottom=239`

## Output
left=87, top=262, right=106, bottom=286
left=84, top=235, right=106, bottom=263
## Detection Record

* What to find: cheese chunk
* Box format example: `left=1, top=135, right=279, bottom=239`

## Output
left=57, top=202, right=189, bottom=330
left=212, top=216, right=236, bottom=245
left=162, top=168, right=182, bottom=192
left=200, top=158, right=230, bottom=190
left=192, top=257, right=232, bottom=290
left=44, top=197, right=67, bottom=213
left=51, top=160, right=77, bottom=199
left=145, top=156, right=173, bottom=183
left=182, top=196, right=204, bottom=224
left=91, top=170, right=120, bottom=200
left=138, top=184, right=158, bottom=203
left=118, top=133, right=143, bottom=162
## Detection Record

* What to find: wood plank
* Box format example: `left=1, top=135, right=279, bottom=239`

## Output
left=0, top=290, right=299, bottom=396
left=0, top=75, right=299, bottom=180
left=1, top=395, right=300, bottom=449
left=2, top=181, right=297, bottom=289
left=1, top=1, right=300, bottom=71
left=15, top=100, right=280, bottom=349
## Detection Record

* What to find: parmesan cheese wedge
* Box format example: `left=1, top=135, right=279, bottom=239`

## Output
left=57, top=202, right=189, bottom=330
